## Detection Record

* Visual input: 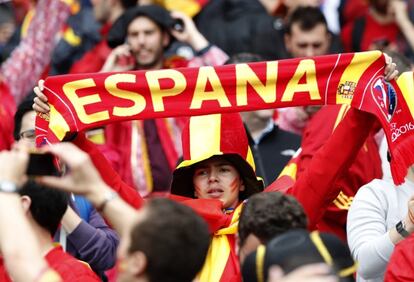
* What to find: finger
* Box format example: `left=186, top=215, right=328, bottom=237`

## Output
left=39, top=79, right=45, bottom=91
left=36, top=176, right=76, bottom=193
left=33, top=104, right=48, bottom=114
left=33, top=97, right=50, bottom=112
left=268, top=266, right=284, bottom=281
left=33, top=86, right=48, bottom=102
left=45, top=143, right=88, bottom=169
left=388, top=69, right=399, bottom=81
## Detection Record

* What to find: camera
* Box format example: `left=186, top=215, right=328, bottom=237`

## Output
left=26, top=151, right=59, bottom=176
left=171, top=18, right=185, bottom=32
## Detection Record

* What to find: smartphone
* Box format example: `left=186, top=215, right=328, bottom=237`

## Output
left=26, top=152, right=59, bottom=176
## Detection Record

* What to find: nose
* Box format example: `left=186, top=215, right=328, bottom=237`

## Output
left=208, top=169, right=219, bottom=182
left=304, top=46, right=316, bottom=57
left=137, top=33, right=146, bottom=45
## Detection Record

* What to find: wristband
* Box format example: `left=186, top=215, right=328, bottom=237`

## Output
left=396, top=220, right=410, bottom=238
left=96, top=190, right=118, bottom=212
left=0, top=181, right=18, bottom=193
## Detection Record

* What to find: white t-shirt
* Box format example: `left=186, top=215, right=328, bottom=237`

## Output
left=347, top=178, right=414, bottom=281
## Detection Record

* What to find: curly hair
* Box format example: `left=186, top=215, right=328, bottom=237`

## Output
left=238, top=192, right=307, bottom=247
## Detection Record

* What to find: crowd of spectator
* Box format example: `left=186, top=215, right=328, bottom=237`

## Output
left=0, top=0, right=414, bottom=281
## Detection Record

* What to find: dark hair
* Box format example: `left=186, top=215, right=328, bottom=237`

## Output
left=225, top=53, right=265, bottom=65
left=18, top=180, right=68, bottom=236
left=120, top=0, right=137, bottom=9
left=129, top=198, right=210, bottom=282
left=14, top=93, right=36, bottom=140
left=285, top=6, right=328, bottom=35
left=242, top=230, right=356, bottom=282
left=107, top=4, right=174, bottom=48
left=238, top=192, right=307, bottom=247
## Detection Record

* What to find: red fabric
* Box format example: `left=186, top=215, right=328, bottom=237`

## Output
left=0, top=82, right=16, bottom=151
left=385, top=232, right=414, bottom=281
left=0, top=246, right=100, bottom=282
left=69, top=24, right=112, bottom=74
left=75, top=108, right=374, bottom=281
left=73, top=134, right=144, bottom=209
left=340, top=0, right=369, bottom=27
left=295, top=105, right=382, bottom=240
left=341, top=13, right=399, bottom=52
left=282, top=108, right=376, bottom=230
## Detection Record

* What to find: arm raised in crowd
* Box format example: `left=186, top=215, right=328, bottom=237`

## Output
left=0, top=0, right=70, bottom=103
left=283, top=54, right=398, bottom=229
left=37, top=142, right=141, bottom=238
left=0, top=149, right=61, bottom=282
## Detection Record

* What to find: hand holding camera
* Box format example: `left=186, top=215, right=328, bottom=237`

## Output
left=169, top=11, right=209, bottom=52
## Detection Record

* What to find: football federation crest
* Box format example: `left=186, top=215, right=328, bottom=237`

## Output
left=371, top=77, right=397, bottom=121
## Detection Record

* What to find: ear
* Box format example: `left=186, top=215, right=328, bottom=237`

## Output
left=128, top=251, right=148, bottom=277
left=239, top=179, right=245, bottom=192
left=20, top=195, right=31, bottom=213
left=162, top=31, right=171, bottom=48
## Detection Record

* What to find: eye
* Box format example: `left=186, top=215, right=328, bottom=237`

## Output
left=195, top=169, right=208, bottom=176
left=219, top=166, right=231, bottom=173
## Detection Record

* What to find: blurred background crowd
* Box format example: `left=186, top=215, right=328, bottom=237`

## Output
left=1, top=0, right=414, bottom=281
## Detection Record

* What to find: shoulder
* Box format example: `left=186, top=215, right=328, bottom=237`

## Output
left=46, top=247, right=98, bottom=280
left=352, top=179, right=397, bottom=209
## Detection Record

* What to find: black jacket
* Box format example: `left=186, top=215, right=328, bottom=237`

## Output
left=245, top=124, right=301, bottom=186
left=195, top=0, right=288, bottom=60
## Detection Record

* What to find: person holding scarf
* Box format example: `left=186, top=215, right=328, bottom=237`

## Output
left=33, top=57, right=398, bottom=282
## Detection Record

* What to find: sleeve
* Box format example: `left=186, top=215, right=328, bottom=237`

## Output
left=347, top=183, right=395, bottom=280
left=187, top=45, right=229, bottom=67
left=0, top=0, right=70, bottom=104
left=285, top=108, right=376, bottom=229
left=66, top=208, right=119, bottom=272
left=385, top=233, right=414, bottom=282
left=73, top=134, right=144, bottom=209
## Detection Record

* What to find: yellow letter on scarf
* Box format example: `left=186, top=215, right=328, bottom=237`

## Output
left=146, top=69, right=187, bottom=112
left=190, top=66, right=231, bottom=109
left=236, top=61, right=278, bottom=106
left=106, top=74, right=146, bottom=117
left=63, top=78, right=109, bottom=124
left=282, top=59, right=321, bottom=102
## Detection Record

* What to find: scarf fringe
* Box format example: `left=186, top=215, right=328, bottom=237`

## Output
left=390, top=134, right=414, bottom=185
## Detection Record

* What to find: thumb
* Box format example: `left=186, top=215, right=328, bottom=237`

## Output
left=268, top=266, right=284, bottom=281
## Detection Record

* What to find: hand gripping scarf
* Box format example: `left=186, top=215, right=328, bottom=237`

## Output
left=36, top=51, right=414, bottom=185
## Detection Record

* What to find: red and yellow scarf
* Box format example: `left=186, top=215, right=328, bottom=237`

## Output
left=36, top=51, right=414, bottom=185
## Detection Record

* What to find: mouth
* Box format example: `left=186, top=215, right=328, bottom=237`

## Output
left=207, top=188, right=224, bottom=198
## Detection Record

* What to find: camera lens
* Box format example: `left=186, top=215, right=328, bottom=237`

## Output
left=172, top=18, right=185, bottom=32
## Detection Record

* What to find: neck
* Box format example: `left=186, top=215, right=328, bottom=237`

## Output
left=136, top=58, right=165, bottom=71
left=245, top=118, right=272, bottom=140
left=109, top=4, right=124, bottom=24
left=30, top=220, right=55, bottom=257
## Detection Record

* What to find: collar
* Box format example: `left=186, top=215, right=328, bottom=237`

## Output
left=252, top=120, right=275, bottom=145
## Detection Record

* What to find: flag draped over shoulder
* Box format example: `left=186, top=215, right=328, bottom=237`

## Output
left=35, top=51, right=414, bottom=185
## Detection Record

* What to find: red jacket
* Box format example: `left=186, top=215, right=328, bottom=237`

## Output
left=0, top=245, right=100, bottom=281
left=0, top=82, right=16, bottom=151
left=277, top=105, right=382, bottom=240
left=385, top=232, right=414, bottom=281
left=75, top=108, right=376, bottom=281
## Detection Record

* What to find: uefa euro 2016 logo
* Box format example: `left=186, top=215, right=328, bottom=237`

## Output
left=371, top=77, right=397, bottom=122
